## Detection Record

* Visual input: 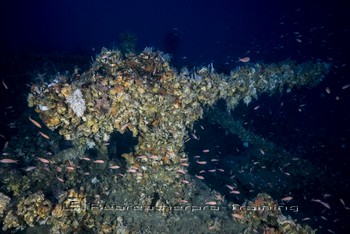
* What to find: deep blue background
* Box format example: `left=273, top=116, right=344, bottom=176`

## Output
left=1, top=0, right=349, bottom=65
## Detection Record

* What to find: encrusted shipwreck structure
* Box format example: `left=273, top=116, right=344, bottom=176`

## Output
left=12, top=47, right=328, bottom=232
left=27, top=48, right=328, bottom=206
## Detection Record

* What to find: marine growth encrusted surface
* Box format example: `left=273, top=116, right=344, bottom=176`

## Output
left=27, top=48, right=329, bottom=206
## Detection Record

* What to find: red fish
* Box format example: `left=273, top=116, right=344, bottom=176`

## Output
left=0, top=158, right=18, bottom=163
left=37, top=157, right=51, bottom=164
left=29, top=117, right=42, bottom=128
left=176, top=169, right=186, bottom=174
left=56, top=177, right=64, bottom=183
left=342, top=84, right=350, bottom=89
left=281, top=196, right=293, bottom=202
left=120, top=123, right=129, bottom=131
left=238, top=57, right=250, bottom=63
left=2, top=80, right=8, bottom=90
left=312, top=199, right=330, bottom=209
left=195, top=175, right=205, bottom=180
left=66, top=166, right=75, bottom=172
left=230, top=190, right=240, bottom=194
left=205, top=201, right=217, bottom=205
left=232, top=213, right=244, bottom=220
left=196, top=160, right=207, bottom=165
left=94, top=160, right=105, bottom=164
left=39, top=131, right=50, bottom=139
left=25, top=166, right=36, bottom=171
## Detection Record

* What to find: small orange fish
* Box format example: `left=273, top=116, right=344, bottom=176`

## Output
left=3, top=141, right=8, bottom=150
left=191, top=133, right=199, bottom=140
left=39, top=131, right=50, bottom=139
left=238, top=57, right=250, bottom=63
left=37, top=157, right=51, bottom=164
left=109, top=165, right=120, bottom=169
left=56, top=177, right=64, bottom=183
left=196, top=160, right=207, bottom=165
left=94, top=160, right=105, bottom=164
left=205, top=201, right=217, bottom=205
left=342, top=84, right=350, bottom=90
left=195, top=175, right=205, bottom=180
left=66, top=166, right=75, bottom=172
left=120, top=123, right=129, bottom=131
left=2, top=80, right=8, bottom=90
left=81, top=157, right=91, bottom=161
left=29, top=117, right=42, bottom=128
left=176, top=169, right=186, bottom=174
left=312, top=199, right=330, bottom=209
left=232, top=213, right=244, bottom=220
left=230, top=190, right=240, bottom=194
left=281, top=196, right=293, bottom=202
left=202, top=149, right=210, bottom=153
left=340, top=198, right=345, bottom=206
left=0, top=158, right=18, bottom=163
left=25, top=166, right=36, bottom=171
